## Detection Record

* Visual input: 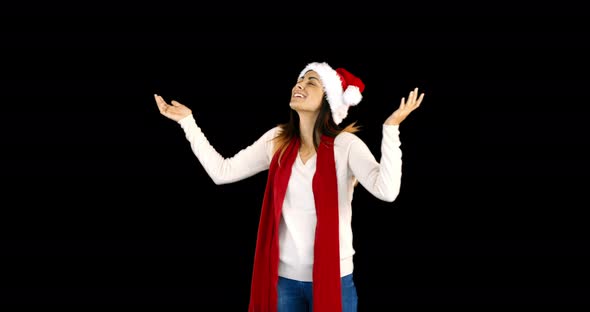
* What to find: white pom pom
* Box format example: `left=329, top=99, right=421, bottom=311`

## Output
left=331, top=103, right=350, bottom=125
left=342, top=86, right=362, bottom=106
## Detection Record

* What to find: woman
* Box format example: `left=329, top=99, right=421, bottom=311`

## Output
left=155, top=61, right=424, bottom=312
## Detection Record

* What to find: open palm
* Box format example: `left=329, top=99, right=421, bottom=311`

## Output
left=155, top=94, right=192, bottom=122
left=385, top=87, right=424, bottom=126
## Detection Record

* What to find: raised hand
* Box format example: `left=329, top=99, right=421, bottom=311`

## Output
left=385, top=87, right=424, bottom=126
left=155, top=94, right=192, bottom=122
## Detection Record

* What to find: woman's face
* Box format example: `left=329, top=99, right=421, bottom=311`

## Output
left=289, top=70, right=324, bottom=113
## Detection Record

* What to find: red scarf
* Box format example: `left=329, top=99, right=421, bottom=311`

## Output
left=248, top=134, right=342, bottom=312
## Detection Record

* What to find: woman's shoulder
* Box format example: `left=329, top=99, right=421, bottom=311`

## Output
left=335, top=130, right=361, bottom=143
left=265, top=125, right=282, bottom=138
left=334, top=130, right=363, bottom=150
left=258, top=126, right=283, bottom=150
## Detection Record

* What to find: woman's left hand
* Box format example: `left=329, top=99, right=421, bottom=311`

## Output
left=385, top=87, right=424, bottom=126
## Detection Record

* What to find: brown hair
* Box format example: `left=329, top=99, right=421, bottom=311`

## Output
left=272, top=96, right=360, bottom=164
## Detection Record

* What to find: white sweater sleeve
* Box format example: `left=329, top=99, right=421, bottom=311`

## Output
left=348, top=124, right=402, bottom=202
left=177, top=114, right=276, bottom=185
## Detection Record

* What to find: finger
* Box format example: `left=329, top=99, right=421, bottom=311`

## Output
left=154, top=94, right=165, bottom=112
left=415, top=93, right=425, bottom=107
left=155, top=94, right=167, bottom=108
left=171, top=100, right=181, bottom=106
left=156, top=95, right=170, bottom=114
left=406, top=93, right=413, bottom=106
left=400, top=97, right=406, bottom=108
left=410, top=88, right=418, bottom=105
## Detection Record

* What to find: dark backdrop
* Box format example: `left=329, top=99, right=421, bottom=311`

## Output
left=1, top=11, right=589, bottom=307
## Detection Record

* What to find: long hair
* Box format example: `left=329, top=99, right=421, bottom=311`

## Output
left=272, top=96, right=360, bottom=164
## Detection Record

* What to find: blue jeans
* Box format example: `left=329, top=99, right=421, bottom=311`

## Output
left=277, top=274, right=358, bottom=312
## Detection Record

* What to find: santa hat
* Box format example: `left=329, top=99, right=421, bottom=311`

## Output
left=298, top=62, right=365, bottom=125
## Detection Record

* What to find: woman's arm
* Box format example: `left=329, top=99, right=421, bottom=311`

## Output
left=155, top=94, right=275, bottom=185
left=179, top=114, right=276, bottom=185
left=348, top=87, right=424, bottom=202
left=348, top=125, right=402, bottom=202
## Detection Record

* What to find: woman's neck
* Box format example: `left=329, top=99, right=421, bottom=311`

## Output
left=298, top=112, right=319, bottom=151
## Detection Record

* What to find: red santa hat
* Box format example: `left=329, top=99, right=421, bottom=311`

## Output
left=298, top=62, right=365, bottom=125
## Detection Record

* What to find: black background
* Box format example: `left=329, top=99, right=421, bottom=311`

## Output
left=1, top=8, right=589, bottom=308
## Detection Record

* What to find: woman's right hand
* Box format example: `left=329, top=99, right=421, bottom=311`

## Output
left=155, top=94, right=192, bottom=122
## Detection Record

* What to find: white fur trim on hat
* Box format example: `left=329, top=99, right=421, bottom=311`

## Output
left=299, top=62, right=349, bottom=125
